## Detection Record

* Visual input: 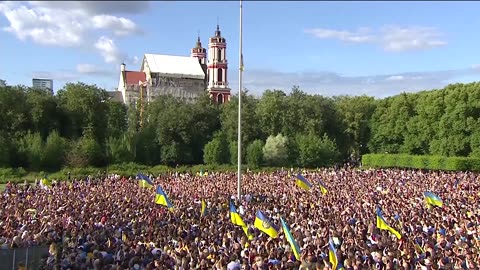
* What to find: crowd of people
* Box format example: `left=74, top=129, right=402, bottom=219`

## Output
left=0, top=168, right=479, bottom=270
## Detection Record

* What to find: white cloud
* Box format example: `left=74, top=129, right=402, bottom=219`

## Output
left=31, top=70, right=79, bottom=82
left=385, top=75, right=404, bottom=81
left=472, top=64, right=480, bottom=70
left=92, top=15, right=140, bottom=36
left=305, top=25, right=447, bottom=52
left=381, top=25, right=446, bottom=52
left=0, top=1, right=141, bottom=62
left=230, top=67, right=480, bottom=98
left=304, top=27, right=374, bottom=43
left=76, top=63, right=114, bottom=76
left=95, top=36, right=125, bottom=64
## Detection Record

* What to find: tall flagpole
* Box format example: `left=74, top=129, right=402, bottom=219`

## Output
left=237, top=0, right=243, bottom=200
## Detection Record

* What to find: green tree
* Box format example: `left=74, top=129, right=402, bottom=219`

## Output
left=67, top=134, right=104, bottom=167
left=230, top=141, right=238, bottom=165
left=26, top=88, right=60, bottom=139
left=221, top=91, right=261, bottom=152
left=203, top=132, right=229, bottom=165
left=334, top=95, right=377, bottom=157
left=42, top=130, right=67, bottom=171
left=256, top=90, right=287, bottom=138
left=246, top=139, right=264, bottom=168
left=296, top=133, right=339, bottom=167
left=0, top=85, right=31, bottom=138
left=106, top=135, right=134, bottom=164
left=19, top=132, right=44, bottom=171
left=106, top=101, right=128, bottom=139
left=57, top=82, right=109, bottom=141
left=0, top=133, right=10, bottom=167
left=263, top=134, right=288, bottom=166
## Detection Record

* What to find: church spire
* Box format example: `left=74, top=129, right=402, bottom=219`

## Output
left=190, top=33, right=206, bottom=65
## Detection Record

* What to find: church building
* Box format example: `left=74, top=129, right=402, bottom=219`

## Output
left=117, top=25, right=231, bottom=105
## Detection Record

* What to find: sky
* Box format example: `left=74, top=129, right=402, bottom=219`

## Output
left=1, top=1, right=480, bottom=97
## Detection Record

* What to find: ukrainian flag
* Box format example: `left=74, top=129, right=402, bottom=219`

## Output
left=229, top=202, right=253, bottom=240
left=414, top=239, right=425, bottom=255
left=317, top=179, right=328, bottom=195
left=280, top=217, right=301, bottom=260
left=295, top=174, right=312, bottom=191
left=229, top=201, right=247, bottom=227
left=137, top=173, right=154, bottom=188
left=376, top=207, right=402, bottom=239
left=155, top=186, right=173, bottom=211
left=424, top=191, right=443, bottom=207
left=254, top=210, right=279, bottom=238
left=328, top=238, right=338, bottom=270
left=201, top=199, right=206, bottom=217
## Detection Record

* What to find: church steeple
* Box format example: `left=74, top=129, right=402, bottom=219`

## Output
left=207, top=23, right=231, bottom=104
left=190, top=32, right=206, bottom=65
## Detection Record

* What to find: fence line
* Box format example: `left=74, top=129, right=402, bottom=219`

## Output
left=0, top=245, right=50, bottom=270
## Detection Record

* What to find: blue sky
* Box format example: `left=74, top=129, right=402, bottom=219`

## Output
left=1, top=1, right=480, bottom=97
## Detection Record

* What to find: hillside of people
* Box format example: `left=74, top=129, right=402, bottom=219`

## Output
left=1, top=82, right=480, bottom=176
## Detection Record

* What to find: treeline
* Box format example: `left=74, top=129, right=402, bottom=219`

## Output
left=0, top=81, right=479, bottom=172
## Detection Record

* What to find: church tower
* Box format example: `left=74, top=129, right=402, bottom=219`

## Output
left=207, top=24, right=231, bottom=104
left=190, top=35, right=206, bottom=65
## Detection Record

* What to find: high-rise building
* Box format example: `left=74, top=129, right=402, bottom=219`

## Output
left=32, top=78, right=53, bottom=94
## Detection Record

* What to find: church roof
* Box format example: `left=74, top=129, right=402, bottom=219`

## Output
left=142, top=54, right=205, bottom=80
left=124, top=71, right=146, bottom=85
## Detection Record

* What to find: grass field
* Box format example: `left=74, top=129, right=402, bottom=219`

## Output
left=0, top=183, right=5, bottom=192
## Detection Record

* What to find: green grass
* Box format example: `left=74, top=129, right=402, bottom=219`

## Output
left=0, top=183, right=5, bottom=192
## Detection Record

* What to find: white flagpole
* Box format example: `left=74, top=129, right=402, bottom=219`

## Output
left=237, top=0, right=243, bottom=200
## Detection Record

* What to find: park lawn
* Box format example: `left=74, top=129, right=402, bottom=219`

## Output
left=0, top=183, right=5, bottom=192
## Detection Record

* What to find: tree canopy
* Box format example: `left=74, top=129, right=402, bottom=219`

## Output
left=1, top=81, right=479, bottom=171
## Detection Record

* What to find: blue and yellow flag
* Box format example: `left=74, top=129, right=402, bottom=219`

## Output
left=155, top=186, right=173, bottom=211
left=414, top=239, right=425, bottom=255
left=201, top=199, right=206, bottom=217
left=295, top=174, right=312, bottom=191
left=254, top=210, right=279, bottom=238
left=137, top=173, right=154, bottom=188
left=229, top=202, right=253, bottom=240
left=328, top=238, right=338, bottom=270
left=280, top=217, right=301, bottom=260
left=424, top=192, right=443, bottom=207
left=376, top=207, right=402, bottom=239
left=229, top=201, right=247, bottom=227
left=317, top=179, right=328, bottom=195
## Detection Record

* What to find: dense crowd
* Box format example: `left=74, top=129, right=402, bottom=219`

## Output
left=0, top=168, right=479, bottom=270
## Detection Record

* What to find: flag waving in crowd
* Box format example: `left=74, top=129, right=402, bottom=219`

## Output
left=280, top=217, right=301, bottom=260
left=424, top=191, right=443, bottom=208
left=295, top=174, right=312, bottom=191
left=229, top=201, right=253, bottom=240
left=376, top=206, right=402, bottom=239
left=254, top=210, right=279, bottom=238
left=155, top=186, right=173, bottom=211
left=137, top=173, right=154, bottom=188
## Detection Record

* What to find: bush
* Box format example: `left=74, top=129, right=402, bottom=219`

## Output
left=296, top=133, right=339, bottom=168
left=263, top=134, right=289, bottom=166
left=203, top=132, right=230, bottom=165
left=246, top=140, right=264, bottom=168
left=362, top=153, right=480, bottom=171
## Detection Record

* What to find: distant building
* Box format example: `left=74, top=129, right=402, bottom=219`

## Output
left=117, top=24, right=231, bottom=105
left=32, top=78, right=53, bottom=94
